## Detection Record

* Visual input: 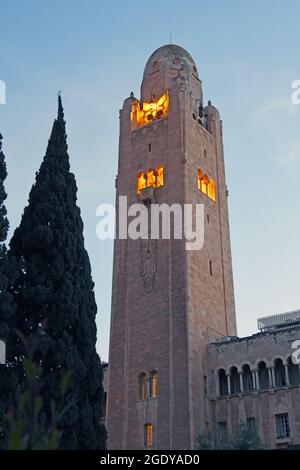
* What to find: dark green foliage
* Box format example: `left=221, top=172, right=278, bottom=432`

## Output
left=0, top=133, right=17, bottom=443
left=9, top=98, right=106, bottom=449
left=197, top=422, right=267, bottom=450
left=6, top=352, right=73, bottom=450
left=0, top=132, right=12, bottom=341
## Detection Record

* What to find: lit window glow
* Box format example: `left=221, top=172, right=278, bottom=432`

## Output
left=150, top=371, right=158, bottom=399
left=139, top=373, right=147, bottom=400
left=144, top=423, right=153, bottom=448
left=198, top=169, right=216, bottom=202
left=131, top=92, right=169, bottom=128
left=137, top=166, right=164, bottom=194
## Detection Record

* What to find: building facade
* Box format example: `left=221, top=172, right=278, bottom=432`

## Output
left=105, top=44, right=300, bottom=450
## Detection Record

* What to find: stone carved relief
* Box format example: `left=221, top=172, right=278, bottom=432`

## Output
left=141, top=238, right=157, bottom=293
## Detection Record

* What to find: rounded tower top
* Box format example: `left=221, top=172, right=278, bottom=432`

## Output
left=141, top=44, right=202, bottom=107
left=143, top=44, right=199, bottom=79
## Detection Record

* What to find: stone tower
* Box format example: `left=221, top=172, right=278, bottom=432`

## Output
left=107, top=44, right=237, bottom=450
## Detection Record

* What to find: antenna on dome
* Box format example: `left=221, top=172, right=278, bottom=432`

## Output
left=169, top=33, right=172, bottom=44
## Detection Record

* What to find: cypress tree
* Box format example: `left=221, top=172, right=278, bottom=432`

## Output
left=0, top=133, right=17, bottom=439
left=0, top=132, right=10, bottom=338
left=9, top=98, right=106, bottom=449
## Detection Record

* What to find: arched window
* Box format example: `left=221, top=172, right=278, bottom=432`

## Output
left=274, top=358, right=286, bottom=388
left=144, top=423, right=153, bottom=448
left=201, top=174, right=209, bottom=196
left=197, top=170, right=216, bottom=202
left=258, top=361, right=269, bottom=390
left=137, top=172, right=146, bottom=194
left=150, top=371, right=158, bottom=399
left=230, top=366, right=241, bottom=394
left=287, top=356, right=300, bottom=386
left=155, top=165, right=164, bottom=188
left=208, top=178, right=216, bottom=202
left=242, top=364, right=253, bottom=392
left=139, top=373, right=147, bottom=400
left=146, top=168, right=156, bottom=188
left=219, top=369, right=228, bottom=396
left=198, top=169, right=203, bottom=190
left=136, top=166, right=164, bottom=194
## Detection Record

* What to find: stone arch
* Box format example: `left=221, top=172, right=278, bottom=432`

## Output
left=287, top=355, right=300, bottom=385
left=287, top=356, right=300, bottom=385
left=274, top=358, right=287, bottom=388
left=242, top=364, right=253, bottom=392
left=257, top=361, right=269, bottom=390
left=229, top=366, right=241, bottom=394
left=218, top=368, right=228, bottom=396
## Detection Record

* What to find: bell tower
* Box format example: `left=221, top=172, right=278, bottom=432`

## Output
left=107, top=44, right=236, bottom=450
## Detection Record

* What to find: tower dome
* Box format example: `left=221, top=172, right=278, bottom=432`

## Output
left=141, top=44, right=202, bottom=106
left=143, top=44, right=199, bottom=79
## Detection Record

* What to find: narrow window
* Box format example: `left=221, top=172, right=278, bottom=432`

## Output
left=274, top=358, right=286, bottom=388
left=204, top=149, right=207, bottom=158
left=139, top=373, right=147, bottom=400
left=208, top=178, right=216, bottom=202
left=150, top=371, right=158, bottom=399
left=276, top=413, right=290, bottom=439
left=209, top=260, right=213, bottom=276
left=155, top=165, right=164, bottom=188
left=242, top=364, right=254, bottom=392
left=202, top=174, right=209, bottom=195
left=258, top=361, right=269, bottom=390
left=137, top=172, right=146, bottom=195
left=218, top=421, right=228, bottom=441
left=146, top=168, right=155, bottom=188
left=144, top=423, right=153, bottom=448
left=198, top=169, right=203, bottom=190
left=148, top=143, right=152, bottom=152
left=230, top=366, right=241, bottom=394
left=207, top=213, right=210, bottom=223
left=204, top=375, right=207, bottom=395
left=287, top=356, right=300, bottom=385
left=219, top=369, right=228, bottom=396
left=247, top=417, right=256, bottom=432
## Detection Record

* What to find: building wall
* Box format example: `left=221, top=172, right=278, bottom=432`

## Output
left=208, top=325, right=300, bottom=448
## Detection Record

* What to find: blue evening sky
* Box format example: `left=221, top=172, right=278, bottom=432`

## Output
left=1, top=0, right=300, bottom=360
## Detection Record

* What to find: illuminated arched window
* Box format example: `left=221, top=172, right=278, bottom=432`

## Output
left=150, top=371, right=158, bottom=399
left=155, top=165, right=164, bottom=188
left=202, top=174, right=209, bottom=196
left=132, top=92, right=169, bottom=128
left=137, top=172, right=146, bottom=195
left=144, top=423, right=153, bottom=448
left=197, top=169, right=216, bottom=202
left=198, top=169, right=203, bottom=190
left=146, top=168, right=156, bottom=188
left=137, top=166, right=164, bottom=194
left=208, top=178, right=216, bottom=202
left=139, top=373, right=147, bottom=400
